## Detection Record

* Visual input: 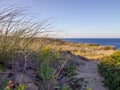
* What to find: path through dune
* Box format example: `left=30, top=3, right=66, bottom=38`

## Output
left=77, top=59, right=108, bottom=90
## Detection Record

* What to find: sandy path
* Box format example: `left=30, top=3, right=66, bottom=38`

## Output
left=77, top=60, right=108, bottom=90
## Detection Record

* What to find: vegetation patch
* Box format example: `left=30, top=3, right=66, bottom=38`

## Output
left=0, top=6, right=88, bottom=90
left=98, top=50, right=120, bottom=90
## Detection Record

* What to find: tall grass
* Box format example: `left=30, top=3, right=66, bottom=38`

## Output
left=0, top=6, right=50, bottom=62
left=0, top=6, right=88, bottom=90
left=0, top=6, right=52, bottom=90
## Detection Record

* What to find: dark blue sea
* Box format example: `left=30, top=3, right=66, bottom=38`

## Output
left=62, top=38, right=120, bottom=49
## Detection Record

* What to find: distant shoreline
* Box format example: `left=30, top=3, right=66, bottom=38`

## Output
left=59, top=38, right=120, bottom=39
left=41, top=38, right=116, bottom=60
left=60, top=38, right=120, bottom=49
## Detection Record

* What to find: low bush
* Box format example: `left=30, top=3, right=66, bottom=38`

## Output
left=98, top=51, right=120, bottom=90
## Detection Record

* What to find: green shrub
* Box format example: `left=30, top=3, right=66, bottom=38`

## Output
left=17, top=84, right=25, bottom=90
left=37, top=46, right=54, bottom=90
left=98, top=51, right=120, bottom=90
left=61, top=85, right=71, bottom=90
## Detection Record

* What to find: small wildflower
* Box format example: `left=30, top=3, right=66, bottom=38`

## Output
left=6, top=86, right=10, bottom=90
left=88, top=87, right=92, bottom=90
left=8, top=80, right=14, bottom=87
left=6, top=80, right=14, bottom=90
left=17, top=84, right=25, bottom=90
left=0, top=47, right=2, bottom=51
left=44, top=46, right=49, bottom=52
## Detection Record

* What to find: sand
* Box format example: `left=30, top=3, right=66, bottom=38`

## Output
left=77, top=59, right=108, bottom=90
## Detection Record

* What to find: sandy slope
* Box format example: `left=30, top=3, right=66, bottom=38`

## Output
left=77, top=60, right=108, bottom=90
left=62, top=51, right=108, bottom=90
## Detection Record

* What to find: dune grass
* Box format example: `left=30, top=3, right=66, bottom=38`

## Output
left=0, top=7, right=87, bottom=90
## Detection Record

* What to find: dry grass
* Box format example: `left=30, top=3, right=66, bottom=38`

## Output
left=38, top=38, right=116, bottom=60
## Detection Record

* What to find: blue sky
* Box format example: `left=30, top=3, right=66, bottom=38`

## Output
left=1, top=0, right=120, bottom=38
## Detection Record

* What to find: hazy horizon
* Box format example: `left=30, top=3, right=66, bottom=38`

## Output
left=61, top=37, right=120, bottom=38
left=1, top=0, right=120, bottom=38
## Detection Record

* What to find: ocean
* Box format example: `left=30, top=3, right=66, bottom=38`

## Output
left=62, top=38, right=120, bottom=49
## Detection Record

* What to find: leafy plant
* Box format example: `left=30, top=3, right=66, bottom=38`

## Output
left=17, top=84, right=25, bottom=90
left=0, top=78, right=10, bottom=90
left=68, top=77, right=88, bottom=90
left=61, top=85, right=71, bottom=90
left=37, top=46, right=54, bottom=90
left=0, top=64, right=5, bottom=72
left=98, top=51, right=120, bottom=90
left=63, top=66, right=77, bottom=77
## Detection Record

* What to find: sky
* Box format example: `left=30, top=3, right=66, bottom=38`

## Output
left=1, top=0, right=120, bottom=38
